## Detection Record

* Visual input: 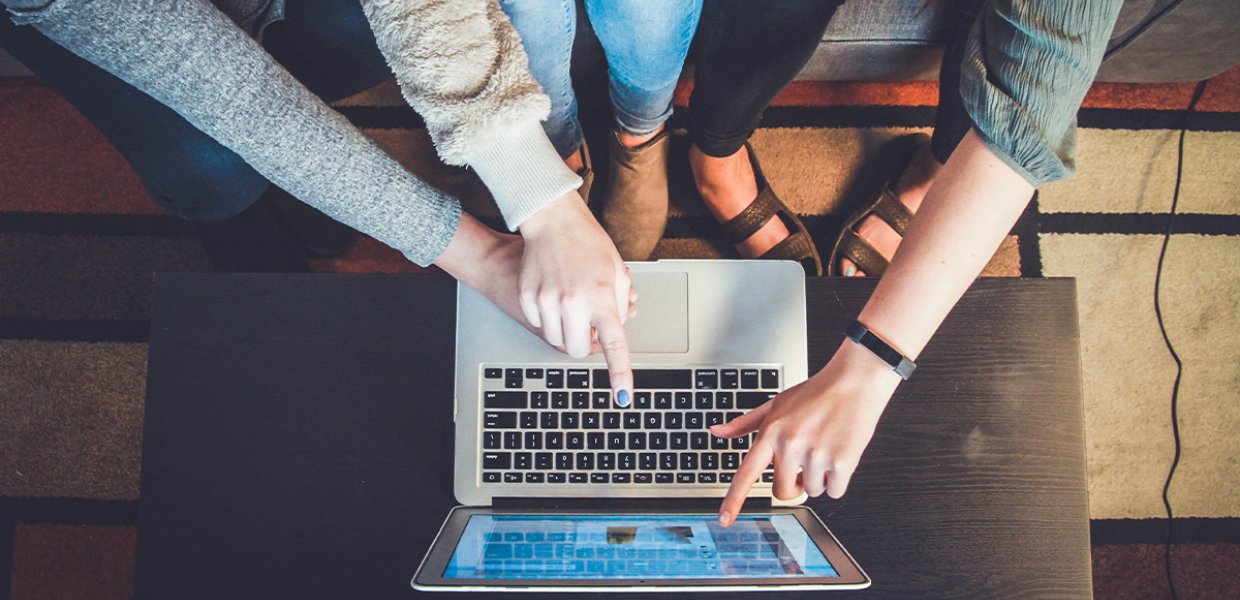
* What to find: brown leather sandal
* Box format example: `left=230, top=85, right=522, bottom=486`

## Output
left=718, top=143, right=823, bottom=276
left=828, top=133, right=929, bottom=277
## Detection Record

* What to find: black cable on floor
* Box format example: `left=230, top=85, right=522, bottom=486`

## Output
left=1156, top=78, right=1208, bottom=600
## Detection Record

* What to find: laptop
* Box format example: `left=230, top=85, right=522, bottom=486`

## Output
left=413, top=260, right=870, bottom=591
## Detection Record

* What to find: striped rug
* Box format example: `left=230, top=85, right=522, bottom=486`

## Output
left=1, top=67, right=1238, bottom=598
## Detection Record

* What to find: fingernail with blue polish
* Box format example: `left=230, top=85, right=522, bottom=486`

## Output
left=616, top=389, right=631, bottom=408
left=843, top=264, right=857, bottom=277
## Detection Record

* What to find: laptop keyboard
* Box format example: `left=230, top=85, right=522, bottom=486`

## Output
left=479, top=366, right=779, bottom=486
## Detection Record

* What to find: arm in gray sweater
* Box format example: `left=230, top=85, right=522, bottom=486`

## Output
left=7, top=0, right=461, bottom=266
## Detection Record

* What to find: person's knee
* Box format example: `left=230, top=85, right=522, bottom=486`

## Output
left=142, top=141, right=269, bottom=222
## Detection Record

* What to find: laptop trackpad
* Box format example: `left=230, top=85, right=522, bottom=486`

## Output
left=625, top=271, right=688, bottom=353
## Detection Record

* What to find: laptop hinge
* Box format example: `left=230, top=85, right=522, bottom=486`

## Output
left=492, top=497, right=771, bottom=512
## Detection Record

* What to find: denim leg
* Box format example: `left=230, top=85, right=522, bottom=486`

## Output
left=584, top=0, right=702, bottom=136
left=499, top=0, right=582, bottom=158
left=0, top=12, right=269, bottom=221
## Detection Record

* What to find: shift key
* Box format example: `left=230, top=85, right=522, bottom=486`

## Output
left=484, top=411, right=518, bottom=429
left=736, top=392, right=777, bottom=409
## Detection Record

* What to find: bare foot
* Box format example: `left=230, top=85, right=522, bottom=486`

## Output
left=839, top=144, right=942, bottom=276
left=689, top=144, right=791, bottom=257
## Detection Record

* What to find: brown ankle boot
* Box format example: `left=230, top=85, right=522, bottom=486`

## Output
left=601, top=129, right=670, bottom=260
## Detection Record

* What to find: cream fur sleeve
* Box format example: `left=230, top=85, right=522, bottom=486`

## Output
left=362, top=0, right=581, bottom=230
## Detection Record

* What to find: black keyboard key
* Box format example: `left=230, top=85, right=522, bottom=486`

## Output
left=566, top=432, right=584, bottom=450
left=650, top=432, right=668, bottom=449
left=552, top=391, right=569, bottom=409
left=482, top=471, right=501, bottom=483
left=711, top=435, right=729, bottom=450
left=698, top=473, right=717, bottom=484
left=503, top=431, right=521, bottom=449
left=761, top=369, right=779, bottom=389
left=654, top=392, right=673, bottom=410
left=677, top=473, right=695, bottom=484
left=526, top=368, right=544, bottom=379
left=505, top=368, right=523, bottom=389
left=572, top=391, right=590, bottom=409
left=633, top=369, right=692, bottom=390
left=484, top=411, right=517, bottom=429
left=607, top=432, right=626, bottom=450
left=484, top=368, right=503, bottom=379
left=483, top=452, right=511, bottom=469
left=717, top=392, right=734, bottom=410
left=623, top=413, right=642, bottom=429
left=567, top=369, right=591, bottom=389
left=737, top=392, right=776, bottom=409
left=640, top=452, right=657, bottom=470
left=556, top=452, right=573, bottom=470
left=483, top=431, right=501, bottom=449
left=635, top=473, right=653, bottom=483
left=720, top=473, right=734, bottom=483
left=591, top=473, right=609, bottom=484
left=721, top=369, right=739, bottom=389
left=603, top=412, right=622, bottom=429
left=524, top=431, right=542, bottom=450
left=634, top=392, right=652, bottom=409
left=726, top=411, right=744, bottom=422
left=582, top=412, right=600, bottom=429
left=540, top=413, right=559, bottom=429
left=562, top=412, right=580, bottom=429
left=570, top=472, right=588, bottom=483
left=679, top=453, right=698, bottom=470
left=722, top=453, right=740, bottom=470
left=695, top=392, right=713, bottom=410
left=520, top=412, right=538, bottom=429
left=665, top=413, right=683, bottom=429
left=530, top=391, right=549, bottom=409
left=741, top=369, right=760, bottom=389
left=643, top=413, right=662, bottom=429
left=592, top=369, right=610, bottom=390
left=514, top=452, right=532, bottom=470
left=706, top=412, right=724, bottom=428
left=526, top=472, right=545, bottom=483
left=660, top=453, right=677, bottom=470
left=612, top=473, right=631, bottom=484
left=690, top=432, right=709, bottom=449
left=702, top=453, right=719, bottom=470
left=695, top=369, right=719, bottom=389
left=598, top=452, right=615, bottom=470
left=548, top=472, right=566, bottom=483
left=670, top=432, right=688, bottom=450
left=593, top=392, right=610, bottom=409
left=656, top=473, right=674, bottom=483
left=546, top=432, right=563, bottom=450
left=762, top=472, right=775, bottom=483
left=628, top=432, right=647, bottom=450
left=576, top=453, right=594, bottom=470
left=733, top=435, right=751, bottom=450
left=535, top=452, right=553, bottom=470
left=685, top=412, right=704, bottom=429
left=675, top=392, right=693, bottom=409
left=504, top=472, right=522, bottom=483
left=618, top=453, right=636, bottom=470
left=546, top=369, right=564, bottom=388
left=587, top=432, right=605, bottom=449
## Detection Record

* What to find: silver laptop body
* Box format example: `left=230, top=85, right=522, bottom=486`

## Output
left=454, top=260, right=807, bottom=506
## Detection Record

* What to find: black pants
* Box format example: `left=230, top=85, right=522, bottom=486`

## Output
left=688, top=0, right=984, bottom=163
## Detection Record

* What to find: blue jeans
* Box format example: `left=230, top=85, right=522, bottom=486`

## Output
left=500, top=0, right=702, bottom=158
left=0, top=0, right=391, bottom=221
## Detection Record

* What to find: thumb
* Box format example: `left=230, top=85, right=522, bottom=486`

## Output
left=710, top=403, right=771, bottom=438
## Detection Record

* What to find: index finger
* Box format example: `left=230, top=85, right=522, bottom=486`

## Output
left=718, top=439, right=773, bottom=527
left=593, top=311, right=633, bottom=408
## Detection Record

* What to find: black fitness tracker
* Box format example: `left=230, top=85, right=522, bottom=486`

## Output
left=844, top=321, right=917, bottom=380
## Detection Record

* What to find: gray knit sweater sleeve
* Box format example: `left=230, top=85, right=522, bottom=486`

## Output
left=6, top=0, right=460, bottom=267
left=959, top=0, right=1122, bottom=186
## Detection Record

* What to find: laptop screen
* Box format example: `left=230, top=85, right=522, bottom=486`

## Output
left=442, top=514, right=839, bottom=580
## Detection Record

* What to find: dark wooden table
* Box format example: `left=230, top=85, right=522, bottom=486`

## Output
left=138, top=273, right=1090, bottom=599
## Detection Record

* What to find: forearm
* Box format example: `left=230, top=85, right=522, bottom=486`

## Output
left=10, top=0, right=461, bottom=266
left=854, top=129, right=1034, bottom=362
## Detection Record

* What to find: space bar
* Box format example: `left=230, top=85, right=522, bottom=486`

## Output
left=632, top=369, right=692, bottom=389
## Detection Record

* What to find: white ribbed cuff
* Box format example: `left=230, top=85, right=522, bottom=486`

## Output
left=465, top=119, right=582, bottom=231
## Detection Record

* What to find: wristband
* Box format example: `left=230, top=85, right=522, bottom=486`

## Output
left=844, top=321, right=917, bottom=380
